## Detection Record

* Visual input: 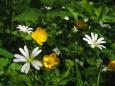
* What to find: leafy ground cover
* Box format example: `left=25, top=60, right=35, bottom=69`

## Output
left=0, top=0, right=115, bottom=86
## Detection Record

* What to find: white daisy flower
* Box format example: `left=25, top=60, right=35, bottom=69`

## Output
left=45, top=6, right=52, bottom=10
left=99, top=22, right=111, bottom=28
left=53, top=47, right=61, bottom=55
left=17, top=25, right=33, bottom=34
left=84, top=18, right=88, bottom=22
left=62, top=6, right=65, bottom=9
left=75, top=59, right=84, bottom=67
left=72, top=26, right=78, bottom=32
left=83, top=32, right=106, bottom=50
left=101, top=65, right=107, bottom=72
left=64, top=16, right=69, bottom=20
left=13, top=45, right=42, bottom=74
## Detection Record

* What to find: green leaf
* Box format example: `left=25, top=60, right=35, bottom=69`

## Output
left=111, top=43, right=115, bottom=51
left=14, top=7, right=43, bottom=23
left=0, top=58, right=9, bottom=70
left=0, top=48, right=13, bottom=58
left=87, top=58, right=97, bottom=66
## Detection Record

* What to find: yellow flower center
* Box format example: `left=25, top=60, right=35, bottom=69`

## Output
left=27, top=57, right=34, bottom=63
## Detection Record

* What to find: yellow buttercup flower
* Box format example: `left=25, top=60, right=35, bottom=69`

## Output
left=32, top=27, right=48, bottom=45
left=107, top=60, right=115, bottom=71
left=42, top=53, right=60, bottom=69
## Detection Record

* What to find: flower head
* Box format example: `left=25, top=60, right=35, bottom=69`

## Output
left=107, top=60, right=115, bottom=71
left=83, top=32, right=106, bottom=50
left=99, top=21, right=111, bottom=28
left=72, top=26, right=78, bottom=32
left=53, top=47, right=61, bottom=56
left=75, top=20, right=88, bottom=28
left=64, top=16, right=69, bottom=20
left=42, top=53, right=60, bottom=69
left=45, top=6, right=52, bottom=10
left=32, top=27, right=48, bottom=45
left=13, top=45, right=42, bottom=74
left=17, top=25, right=33, bottom=34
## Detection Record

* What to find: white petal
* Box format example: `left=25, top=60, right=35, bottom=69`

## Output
left=14, top=54, right=26, bottom=59
left=25, top=26, right=28, bottom=29
left=19, top=47, right=28, bottom=58
left=97, top=46, right=102, bottom=50
left=91, top=33, right=95, bottom=41
left=32, top=60, right=43, bottom=70
left=91, top=44, right=96, bottom=48
left=33, top=50, right=42, bottom=57
left=17, top=25, right=24, bottom=30
left=21, top=63, right=30, bottom=74
left=96, top=41, right=106, bottom=44
left=83, top=38, right=89, bottom=42
left=27, top=28, right=33, bottom=31
left=13, top=58, right=27, bottom=62
left=27, top=31, right=31, bottom=34
left=27, top=31, right=33, bottom=34
left=97, top=45, right=106, bottom=50
left=94, top=33, right=98, bottom=41
left=24, top=45, right=29, bottom=58
left=85, top=35, right=92, bottom=41
left=96, top=37, right=104, bottom=43
left=83, top=38, right=91, bottom=44
left=31, top=47, right=39, bottom=56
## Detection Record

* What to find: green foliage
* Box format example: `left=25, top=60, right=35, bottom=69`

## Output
left=0, top=48, right=13, bottom=58
left=0, top=0, right=115, bottom=86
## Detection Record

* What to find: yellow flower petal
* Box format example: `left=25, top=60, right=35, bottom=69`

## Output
left=42, top=53, right=60, bottom=69
left=32, top=27, right=48, bottom=45
left=107, top=60, right=115, bottom=71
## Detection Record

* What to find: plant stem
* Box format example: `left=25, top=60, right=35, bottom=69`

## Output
left=75, top=63, right=84, bottom=86
left=45, top=81, right=48, bottom=86
left=95, top=49, right=102, bottom=86
left=96, top=68, right=101, bottom=86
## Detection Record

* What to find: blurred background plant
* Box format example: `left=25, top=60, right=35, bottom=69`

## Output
left=0, top=0, right=115, bottom=86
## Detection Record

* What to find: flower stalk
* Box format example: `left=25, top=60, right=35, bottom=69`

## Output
left=75, top=63, right=84, bottom=86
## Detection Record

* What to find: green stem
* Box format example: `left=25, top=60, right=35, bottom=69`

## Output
left=75, top=63, right=84, bottom=86
left=95, top=49, right=102, bottom=86
left=63, top=67, right=71, bottom=78
left=45, top=81, right=48, bottom=86
left=96, top=69, right=101, bottom=86
left=23, top=33, right=27, bottom=45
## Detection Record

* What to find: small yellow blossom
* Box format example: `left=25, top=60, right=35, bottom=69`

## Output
left=42, top=53, right=60, bottom=69
left=107, top=60, right=115, bottom=71
left=32, top=27, right=48, bottom=45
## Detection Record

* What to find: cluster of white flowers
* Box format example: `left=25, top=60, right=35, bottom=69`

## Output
left=44, top=6, right=52, bottom=10
left=99, top=22, right=111, bottom=28
left=75, top=59, right=84, bottom=66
